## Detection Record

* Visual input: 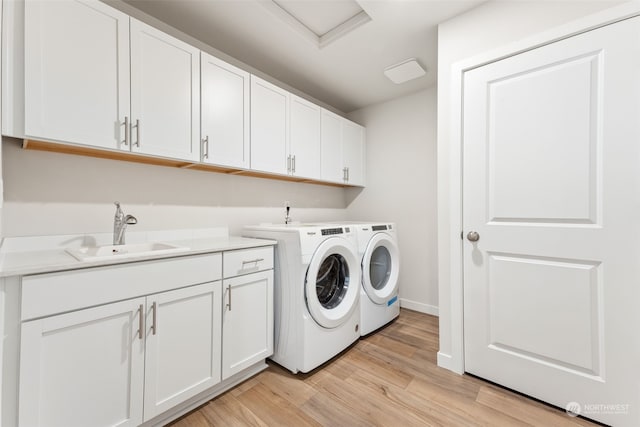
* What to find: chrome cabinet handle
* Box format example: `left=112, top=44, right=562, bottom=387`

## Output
left=202, top=135, right=209, bottom=160
left=242, top=258, right=264, bottom=265
left=292, top=155, right=296, bottom=173
left=124, top=116, right=130, bottom=146
left=226, top=285, right=232, bottom=311
left=137, top=304, right=143, bottom=340
left=133, top=119, right=140, bottom=147
left=467, top=231, right=480, bottom=242
left=346, top=167, right=350, bottom=182
left=151, top=301, right=157, bottom=335
left=343, top=167, right=348, bottom=181
left=287, top=155, right=291, bottom=173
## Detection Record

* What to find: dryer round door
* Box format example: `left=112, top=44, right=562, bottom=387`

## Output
left=362, top=233, right=400, bottom=305
left=305, top=237, right=360, bottom=329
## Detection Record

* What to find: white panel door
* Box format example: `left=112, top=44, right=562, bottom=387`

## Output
left=250, top=76, right=288, bottom=174
left=342, top=120, right=365, bottom=186
left=24, top=0, right=130, bottom=149
left=19, top=298, right=145, bottom=427
left=201, top=52, right=249, bottom=168
left=130, top=19, right=199, bottom=161
left=320, top=109, right=343, bottom=183
left=143, top=282, right=222, bottom=421
left=289, top=95, right=321, bottom=179
left=222, top=270, right=273, bottom=380
left=463, top=17, right=640, bottom=427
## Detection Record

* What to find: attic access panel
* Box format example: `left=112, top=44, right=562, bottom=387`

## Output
left=263, top=0, right=371, bottom=48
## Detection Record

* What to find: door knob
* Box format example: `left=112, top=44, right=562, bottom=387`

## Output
left=467, top=231, right=480, bottom=242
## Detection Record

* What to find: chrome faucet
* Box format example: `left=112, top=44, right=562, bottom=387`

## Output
left=285, top=204, right=291, bottom=225
left=113, top=202, right=137, bottom=245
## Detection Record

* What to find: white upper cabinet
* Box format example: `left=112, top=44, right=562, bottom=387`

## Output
left=289, top=95, right=321, bottom=179
left=320, top=109, right=344, bottom=183
left=10, top=0, right=366, bottom=186
left=24, top=0, right=130, bottom=149
left=342, top=120, right=365, bottom=186
left=130, top=19, right=200, bottom=161
left=250, top=75, right=289, bottom=174
left=22, top=2, right=200, bottom=162
left=201, top=53, right=249, bottom=168
left=320, top=109, right=365, bottom=186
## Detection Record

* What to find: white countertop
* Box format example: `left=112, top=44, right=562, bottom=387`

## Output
left=0, top=229, right=276, bottom=277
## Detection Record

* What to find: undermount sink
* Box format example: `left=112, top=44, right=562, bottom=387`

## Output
left=66, top=242, right=190, bottom=262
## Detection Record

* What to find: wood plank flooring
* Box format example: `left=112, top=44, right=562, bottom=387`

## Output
left=170, top=309, right=598, bottom=426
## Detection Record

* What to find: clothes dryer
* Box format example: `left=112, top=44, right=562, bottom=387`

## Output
left=243, top=224, right=360, bottom=373
left=336, top=222, right=400, bottom=335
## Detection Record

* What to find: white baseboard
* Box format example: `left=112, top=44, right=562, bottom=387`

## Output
left=399, top=298, right=439, bottom=316
left=437, top=351, right=464, bottom=374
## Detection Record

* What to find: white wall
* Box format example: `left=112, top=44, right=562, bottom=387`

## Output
left=1, top=139, right=347, bottom=236
left=347, top=87, right=438, bottom=315
left=436, top=0, right=627, bottom=372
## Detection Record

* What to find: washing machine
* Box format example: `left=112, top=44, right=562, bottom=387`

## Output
left=243, top=224, right=361, bottom=373
left=337, top=222, right=400, bottom=335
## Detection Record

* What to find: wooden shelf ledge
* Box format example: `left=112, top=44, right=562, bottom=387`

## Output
left=21, top=139, right=351, bottom=188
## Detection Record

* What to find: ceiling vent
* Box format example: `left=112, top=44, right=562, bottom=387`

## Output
left=261, top=0, right=371, bottom=49
left=383, top=59, right=426, bottom=84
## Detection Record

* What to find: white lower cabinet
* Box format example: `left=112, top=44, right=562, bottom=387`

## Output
left=143, top=282, right=222, bottom=421
left=18, top=282, right=223, bottom=427
left=16, top=247, right=273, bottom=426
left=19, top=298, right=146, bottom=427
left=222, top=270, right=273, bottom=379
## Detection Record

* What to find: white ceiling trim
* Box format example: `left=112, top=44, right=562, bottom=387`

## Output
left=319, top=10, right=371, bottom=48
left=259, top=0, right=371, bottom=49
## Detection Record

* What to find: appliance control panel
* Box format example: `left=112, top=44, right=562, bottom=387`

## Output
left=321, top=227, right=344, bottom=236
left=372, top=225, right=389, bottom=231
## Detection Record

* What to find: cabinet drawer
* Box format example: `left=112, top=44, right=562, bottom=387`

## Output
left=223, top=247, right=273, bottom=278
left=21, top=253, right=222, bottom=321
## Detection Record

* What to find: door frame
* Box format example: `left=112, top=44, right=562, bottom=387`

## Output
left=438, top=2, right=640, bottom=375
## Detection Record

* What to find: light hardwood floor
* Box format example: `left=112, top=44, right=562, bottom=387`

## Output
left=170, top=309, right=598, bottom=426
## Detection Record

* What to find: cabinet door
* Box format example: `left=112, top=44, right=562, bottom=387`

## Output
left=222, top=270, right=273, bottom=380
left=130, top=19, right=200, bottom=161
left=289, top=95, right=321, bottom=179
left=24, top=0, right=130, bottom=150
left=201, top=53, right=250, bottom=168
left=19, top=298, right=145, bottom=427
left=250, top=76, right=288, bottom=174
left=342, top=120, right=365, bottom=186
left=320, top=109, right=344, bottom=183
left=143, top=282, right=222, bottom=421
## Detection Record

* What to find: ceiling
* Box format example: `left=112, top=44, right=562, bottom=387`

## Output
left=123, top=0, right=485, bottom=113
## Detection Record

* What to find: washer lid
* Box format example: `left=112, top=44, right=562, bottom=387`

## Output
left=305, top=237, right=360, bottom=329
left=362, top=232, right=400, bottom=304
